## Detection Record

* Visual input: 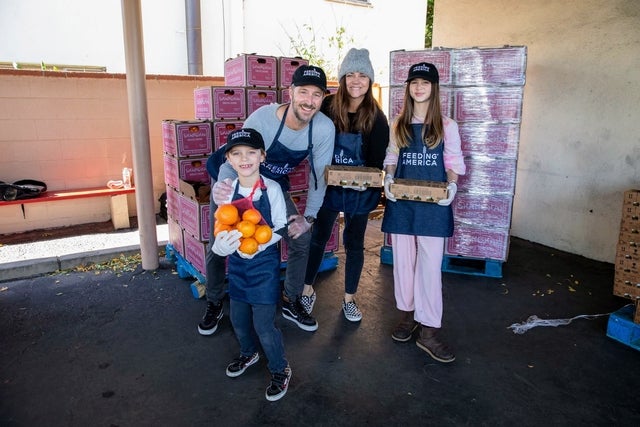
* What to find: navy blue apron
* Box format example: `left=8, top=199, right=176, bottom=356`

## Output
left=227, top=180, right=280, bottom=305
left=381, top=124, right=453, bottom=237
left=324, top=132, right=381, bottom=215
left=260, top=105, right=318, bottom=192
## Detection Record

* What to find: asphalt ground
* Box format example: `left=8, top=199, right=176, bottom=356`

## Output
left=1, top=219, right=639, bottom=426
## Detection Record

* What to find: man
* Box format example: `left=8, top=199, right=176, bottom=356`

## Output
left=200, top=65, right=335, bottom=334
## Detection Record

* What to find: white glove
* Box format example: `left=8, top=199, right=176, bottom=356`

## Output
left=236, top=244, right=265, bottom=260
left=287, top=215, right=312, bottom=239
left=383, top=174, right=396, bottom=202
left=211, top=229, right=242, bottom=256
left=212, top=178, right=233, bottom=205
left=343, top=185, right=367, bottom=191
left=438, top=182, right=458, bottom=206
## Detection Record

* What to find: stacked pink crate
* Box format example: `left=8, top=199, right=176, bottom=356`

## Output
left=383, top=46, right=527, bottom=276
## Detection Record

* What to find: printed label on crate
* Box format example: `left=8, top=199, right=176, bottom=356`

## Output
left=390, top=49, right=452, bottom=86
left=247, top=88, right=278, bottom=115
left=213, top=121, right=244, bottom=150
left=278, top=57, right=309, bottom=88
left=445, top=223, right=510, bottom=261
left=453, top=87, right=524, bottom=123
left=458, top=123, right=520, bottom=159
left=452, top=47, right=527, bottom=86
left=457, top=157, right=517, bottom=195
left=452, top=193, right=513, bottom=228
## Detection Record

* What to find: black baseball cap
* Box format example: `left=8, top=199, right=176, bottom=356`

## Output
left=405, top=62, right=439, bottom=84
left=224, top=128, right=265, bottom=153
left=291, top=65, right=327, bottom=92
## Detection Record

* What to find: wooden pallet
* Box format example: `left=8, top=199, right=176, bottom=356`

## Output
left=442, top=255, right=503, bottom=278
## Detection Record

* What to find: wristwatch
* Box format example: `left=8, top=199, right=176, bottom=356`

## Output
left=305, top=215, right=316, bottom=225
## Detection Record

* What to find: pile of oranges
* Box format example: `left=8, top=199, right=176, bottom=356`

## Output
left=214, top=204, right=272, bottom=255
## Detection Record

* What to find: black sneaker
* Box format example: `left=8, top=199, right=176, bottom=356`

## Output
left=226, top=352, right=260, bottom=378
left=282, top=297, right=318, bottom=332
left=265, top=365, right=292, bottom=401
left=198, top=301, right=223, bottom=336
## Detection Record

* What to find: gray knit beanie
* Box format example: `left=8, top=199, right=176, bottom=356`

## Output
left=338, top=48, right=375, bottom=83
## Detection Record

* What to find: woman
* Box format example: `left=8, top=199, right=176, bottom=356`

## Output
left=382, top=62, right=466, bottom=363
left=301, top=48, right=389, bottom=322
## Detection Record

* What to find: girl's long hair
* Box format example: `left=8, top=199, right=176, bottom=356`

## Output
left=328, top=76, right=380, bottom=134
left=393, top=82, right=444, bottom=149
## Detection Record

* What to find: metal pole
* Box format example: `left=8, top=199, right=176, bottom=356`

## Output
left=185, top=0, right=203, bottom=75
left=120, top=0, right=159, bottom=270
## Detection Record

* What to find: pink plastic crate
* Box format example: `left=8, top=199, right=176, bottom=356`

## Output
left=452, top=193, right=513, bottom=228
left=446, top=222, right=510, bottom=261
left=162, top=120, right=212, bottom=158
left=278, top=57, right=309, bottom=88
left=458, top=123, right=520, bottom=159
left=389, top=49, right=453, bottom=86
left=224, top=54, right=278, bottom=87
left=194, top=86, right=246, bottom=121
left=453, top=86, right=524, bottom=123
left=247, top=88, right=278, bottom=116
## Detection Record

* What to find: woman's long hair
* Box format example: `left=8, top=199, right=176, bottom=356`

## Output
left=393, top=82, right=444, bottom=149
left=328, top=76, right=380, bottom=134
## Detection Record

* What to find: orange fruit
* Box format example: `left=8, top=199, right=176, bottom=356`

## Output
left=242, top=208, right=262, bottom=224
left=235, top=220, right=256, bottom=238
left=214, top=204, right=239, bottom=225
left=253, top=224, right=272, bottom=244
left=238, top=237, right=259, bottom=255
left=213, top=221, right=234, bottom=237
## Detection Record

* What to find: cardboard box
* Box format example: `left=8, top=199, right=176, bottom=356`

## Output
left=167, top=216, right=184, bottom=256
left=212, top=121, right=244, bottom=150
left=389, top=178, right=448, bottom=203
left=162, top=120, right=212, bottom=158
left=247, top=88, right=278, bottom=115
left=183, top=232, right=208, bottom=277
left=445, top=222, right=510, bottom=261
left=389, top=85, right=452, bottom=119
left=224, top=54, right=278, bottom=87
left=453, top=86, right=524, bottom=123
left=178, top=180, right=211, bottom=242
left=452, top=46, right=527, bottom=86
left=289, top=159, right=310, bottom=191
left=194, top=86, right=247, bottom=121
left=324, top=166, right=383, bottom=188
left=390, top=48, right=453, bottom=86
left=163, top=155, right=209, bottom=190
left=278, top=57, right=309, bottom=88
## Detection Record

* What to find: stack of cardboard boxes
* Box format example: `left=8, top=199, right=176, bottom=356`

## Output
left=381, top=46, right=527, bottom=277
left=163, top=54, right=339, bottom=283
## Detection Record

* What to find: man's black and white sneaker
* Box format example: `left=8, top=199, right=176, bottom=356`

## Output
left=198, top=301, right=223, bottom=335
left=282, top=297, right=318, bottom=332
left=226, top=352, right=260, bottom=378
left=299, top=292, right=316, bottom=314
left=265, top=365, right=292, bottom=401
left=342, top=299, right=363, bottom=322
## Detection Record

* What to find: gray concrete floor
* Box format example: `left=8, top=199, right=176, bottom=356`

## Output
left=1, top=219, right=639, bottom=426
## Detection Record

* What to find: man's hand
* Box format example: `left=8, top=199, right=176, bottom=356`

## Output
left=212, top=178, right=233, bottom=205
left=211, top=230, right=242, bottom=256
left=383, top=174, right=396, bottom=202
left=287, top=215, right=311, bottom=239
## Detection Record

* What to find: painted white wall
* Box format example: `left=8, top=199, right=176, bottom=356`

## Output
left=434, top=0, right=640, bottom=262
left=0, top=0, right=426, bottom=82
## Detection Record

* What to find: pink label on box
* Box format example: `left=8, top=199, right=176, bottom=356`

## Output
left=457, top=158, right=516, bottom=194
left=247, top=88, right=278, bottom=116
left=452, top=193, right=513, bottom=228
left=163, top=155, right=179, bottom=189
left=183, top=232, right=207, bottom=276
left=390, top=49, right=452, bottom=86
left=453, top=87, right=523, bottom=123
left=288, top=160, right=310, bottom=191
left=179, top=157, right=209, bottom=184
left=446, top=223, right=510, bottom=261
left=458, top=123, right=520, bottom=159
left=213, top=121, right=244, bottom=149
left=453, top=47, right=526, bottom=86
left=194, top=87, right=213, bottom=120
left=278, top=57, right=309, bottom=88
left=174, top=122, right=212, bottom=157
left=213, top=87, right=246, bottom=120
